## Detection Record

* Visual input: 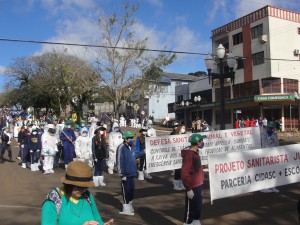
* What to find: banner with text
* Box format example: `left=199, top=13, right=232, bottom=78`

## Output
left=145, top=127, right=261, bottom=173
left=208, top=144, right=300, bottom=201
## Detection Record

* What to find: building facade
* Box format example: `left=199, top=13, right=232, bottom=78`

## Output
left=171, top=5, right=300, bottom=131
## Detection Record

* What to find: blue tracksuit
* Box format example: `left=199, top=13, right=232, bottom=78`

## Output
left=60, top=128, right=76, bottom=165
left=116, top=142, right=137, bottom=204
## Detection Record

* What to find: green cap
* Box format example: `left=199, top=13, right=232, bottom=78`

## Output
left=81, top=120, right=85, bottom=123
left=74, top=124, right=80, bottom=129
left=267, top=121, right=275, bottom=128
left=189, top=133, right=207, bottom=143
left=123, top=131, right=134, bottom=139
left=65, top=120, right=71, bottom=125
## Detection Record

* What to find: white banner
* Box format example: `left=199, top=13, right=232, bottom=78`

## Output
left=208, top=144, right=300, bottom=201
left=145, top=127, right=261, bottom=173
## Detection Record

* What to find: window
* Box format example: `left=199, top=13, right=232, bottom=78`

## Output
left=262, top=78, right=281, bottom=94
left=283, top=78, right=298, bottom=93
left=233, top=32, right=243, bottom=45
left=251, top=24, right=263, bottom=39
left=252, top=51, right=264, bottom=65
left=233, top=80, right=259, bottom=98
left=177, top=95, right=183, bottom=102
left=236, top=58, right=244, bottom=70
left=298, top=27, right=300, bottom=35
left=215, top=86, right=231, bottom=102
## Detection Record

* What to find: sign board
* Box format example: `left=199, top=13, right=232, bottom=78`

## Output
left=208, top=144, right=300, bottom=201
left=254, top=95, right=295, bottom=101
left=133, top=104, right=139, bottom=111
left=145, top=127, right=261, bottom=173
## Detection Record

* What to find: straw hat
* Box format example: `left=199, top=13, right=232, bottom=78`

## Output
left=61, top=161, right=94, bottom=187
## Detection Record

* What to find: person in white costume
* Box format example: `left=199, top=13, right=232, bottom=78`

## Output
left=75, top=127, right=93, bottom=167
left=89, top=117, right=99, bottom=138
left=146, top=119, right=156, bottom=138
left=107, top=122, right=123, bottom=174
left=41, top=124, right=58, bottom=174
left=120, top=115, right=126, bottom=127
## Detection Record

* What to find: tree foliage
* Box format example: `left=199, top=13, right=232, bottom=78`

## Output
left=4, top=51, right=99, bottom=121
left=188, top=71, right=207, bottom=77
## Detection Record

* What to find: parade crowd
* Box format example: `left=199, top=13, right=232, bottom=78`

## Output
left=0, top=111, right=298, bottom=225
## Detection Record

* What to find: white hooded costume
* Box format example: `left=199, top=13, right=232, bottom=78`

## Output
left=41, top=124, right=58, bottom=174
left=75, top=127, right=93, bottom=167
left=107, top=122, right=123, bottom=174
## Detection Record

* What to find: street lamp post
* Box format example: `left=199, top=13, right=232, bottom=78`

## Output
left=181, top=100, right=189, bottom=125
left=205, top=44, right=237, bottom=130
left=194, top=95, right=201, bottom=118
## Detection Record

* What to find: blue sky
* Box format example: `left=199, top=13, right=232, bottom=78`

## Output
left=0, top=0, right=298, bottom=92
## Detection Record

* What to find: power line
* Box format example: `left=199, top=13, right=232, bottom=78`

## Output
left=0, top=38, right=206, bottom=56
left=1, top=37, right=300, bottom=62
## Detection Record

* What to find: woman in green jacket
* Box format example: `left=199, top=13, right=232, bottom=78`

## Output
left=41, top=161, right=114, bottom=225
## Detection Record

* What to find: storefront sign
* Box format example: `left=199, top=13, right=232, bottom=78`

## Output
left=254, top=95, right=294, bottom=101
left=208, top=144, right=300, bottom=201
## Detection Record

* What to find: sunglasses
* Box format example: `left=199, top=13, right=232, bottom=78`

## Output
left=74, top=186, right=88, bottom=191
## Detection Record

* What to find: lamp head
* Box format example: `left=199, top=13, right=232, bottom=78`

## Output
left=227, top=53, right=237, bottom=69
left=216, top=44, right=225, bottom=59
left=205, top=54, right=214, bottom=70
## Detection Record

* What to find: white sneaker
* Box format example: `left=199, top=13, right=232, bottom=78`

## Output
left=49, top=169, right=54, bottom=173
left=108, top=168, right=113, bottom=174
left=98, top=176, right=106, bottom=186
left=119, top=204, right=134, bottom=216
left=21, top=163, right=26, bottom=169
left=260, top=188, right=272, bottom=193
left=129, top=201, right=134, bottom=213
left=138, top=171, right=144, bottom=180
left=144, top=170, right=152, bottom=179
left=270, top=187, right=279, bottom=193
left=43, top=170, right=50, bottom=175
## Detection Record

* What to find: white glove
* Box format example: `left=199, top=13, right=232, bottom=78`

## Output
left=37, top=149, right=40, bottom=152
left=94, top=159, right=98, bottom=163
left=30, top=150, right=33, bottom=153
left=21, top=144, right=24, bottom=148
left=187, top=190, right=194, bottom=199
left=7, top=141, right=11, bottom=145
left=121, top=176, right=127, bottom=181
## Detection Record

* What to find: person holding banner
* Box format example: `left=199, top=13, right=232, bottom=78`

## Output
left=260, top=121, right=280, bottom=193
left=136, top=128, right=153, bottom=180
left=173, top=124, right=187, bottom=191
left=181, top=133, right=206, bottom=225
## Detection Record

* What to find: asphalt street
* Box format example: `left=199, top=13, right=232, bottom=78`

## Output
left=0, top=126, right=299, bottom=225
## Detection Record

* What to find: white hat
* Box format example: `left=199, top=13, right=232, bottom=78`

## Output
left=48, top=124, right=55, bottom=129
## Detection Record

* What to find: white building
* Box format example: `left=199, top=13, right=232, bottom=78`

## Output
left=133, top=72, right=201, bottom=124
left=171, top=5, right=300, bottom=131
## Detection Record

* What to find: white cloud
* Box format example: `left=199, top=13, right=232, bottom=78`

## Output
left=0, top=65, right=6, bottom=74
left=206, top=0, right=228, bottom=24
left=232, top=0, right=299, bottom=20
left=144, top=0, right=163, bottom=7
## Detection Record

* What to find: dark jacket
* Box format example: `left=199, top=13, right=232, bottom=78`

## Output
left=28, top=133, right=42, bottom=151
left=92, top=136, right=107, bottom=161
left=116, top=142, right=137, bottom=178
left=181, top=147, right=204, bottom=191
left=18, top=130, right=30, bottom=145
